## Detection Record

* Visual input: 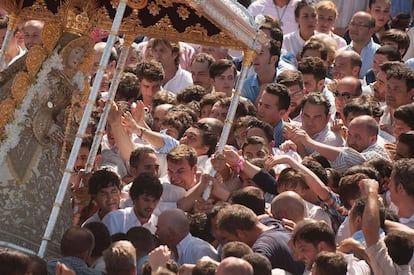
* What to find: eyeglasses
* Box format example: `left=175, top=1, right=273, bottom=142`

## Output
left=349, top=21, right=371, bottom=28
left=333, top=91, right=353, bottom=99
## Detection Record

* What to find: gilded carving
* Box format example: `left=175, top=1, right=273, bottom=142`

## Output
left=11, top=72, right=29, bottom=102
left=42, top=22, right=63, bottom=53
left=26, top=45, right=48, bottom=78
left=126, top=0, right=148, bottom=10
left=148, top=2, right=161, bottom=17
left=156, top=0, right=174, bottom=8
left=177, top=6, right=190, bottom=21
left=0, top=98, right=16, bottom=138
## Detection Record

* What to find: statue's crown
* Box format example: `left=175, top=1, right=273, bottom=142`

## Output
left=61, top=0, right=97, bottom=36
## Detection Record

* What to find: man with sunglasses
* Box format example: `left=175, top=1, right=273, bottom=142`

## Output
left=334, top=76, right=362, bottom=121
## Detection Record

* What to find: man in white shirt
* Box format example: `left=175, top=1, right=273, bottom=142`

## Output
left=0, top=17, right=26, bottom=71
left=148, top=38, right=193, bottom=94
left=103, top=173, right=162, bottom=235
left=82, top=169, right=122, bottom=226
left=248, top=0, right=300, bottom=35
left=156, top=208, right=219, bottom=265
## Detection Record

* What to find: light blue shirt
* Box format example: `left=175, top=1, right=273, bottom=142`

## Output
left=343, top=39, right=380, bottom=79
left=273, top=119, right=285, bottom=148
left=242, top=72, right=278, bottom=103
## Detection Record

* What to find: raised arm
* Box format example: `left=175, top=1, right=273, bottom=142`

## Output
left=360, top=179, right=381, bottom=247
left=266, top=155, right=330, bottom=201
left=107, top=101, right=135, bottom=161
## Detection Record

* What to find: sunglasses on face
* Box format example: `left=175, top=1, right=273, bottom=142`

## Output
left=333, top=91, right=352, bottom=99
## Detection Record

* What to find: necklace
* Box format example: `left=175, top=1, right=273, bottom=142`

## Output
left=275, top=0, right=289, bottom=27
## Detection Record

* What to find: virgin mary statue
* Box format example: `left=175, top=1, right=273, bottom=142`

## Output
left=0, top=2, right=95, bottom=256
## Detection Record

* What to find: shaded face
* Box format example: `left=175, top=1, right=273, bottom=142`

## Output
left=210, top=215, right=227, bottom=245
left=234, top=127, right=248, bottom=149
left=393, top=118, right=411, bottom=139
left=94, top=186, right=120, bottom=217
left=348, top=14, right=373, bottom=43
left=217, top=229, right=241, bottom=245
left=369, top=0, right=390, bottom=28
left=140, top=78, right=161, bottom=105
left=302, top=74, right=320, bottom=94
left=210, top=102, right=228, bottom=122
left=332, top=55, right=354, bottom=79
left=134, top=194, right=159, bottom=221
left=257, top=91, right=282, bottom=127
left=132, top=153, right=160, bottom=178
left=294, top=239, right=320, bottom=270
left=334, top=81, right=360, bottom=115
left=151, top=42, right=177, bottom=68
left=395, top=140, right=412, bottom=160
left=347, top=123, right=374, bottom=152
left=200, top=104, right=213, bottom=119
left=161, top=124, right=180, bottom=140
left=373, top=70, right=386, bottom=102
left=372, top=54, right=388, bottom=75
left=296, top=6, right=317, bottom=34
left=180, top=127, right=208, bottom=156
left=253, top=46, right=273, bottom=75
left=243, top=143, right=269, bottom=159
left=301, top=103, right=329, bottom=137
left=23, top=24, right=42, bottom=49
left=191, top=61, right=211, bottom=90
left=317, top=9, right=336, bottom=33
left=246, top=127, right=271, bottom=147
left=386, top=77, right=412, bottom=109
left=167, top=159, right=197, bottom=190
left=287, top=84, right=304, bottom=113
left=152, top=105, right=169, bottom=132
left=124, top=50, right=139, bottom=69
left=67, top=47, right=85, bottom=68
left=212, top=67, right=235, bottom=96
left=75, top=146, right=89, bottom=171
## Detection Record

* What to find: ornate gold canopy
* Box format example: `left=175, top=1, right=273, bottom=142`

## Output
left=1, top=0, right=268, bottom=51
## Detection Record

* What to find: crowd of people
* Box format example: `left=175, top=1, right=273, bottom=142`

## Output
left=1, top=0, right=414, bottom=274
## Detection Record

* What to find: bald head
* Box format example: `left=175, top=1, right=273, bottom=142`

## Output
left=216, top=257, right=253, bottom=275
left=159, top=208, right=189, bottom=235
left=349, top=115, right=378, bottom=136
left=347, top=115, right=378, bottom=152
left=61, top=227, right=94, bottom=259
left=271, top=191, right=305, bottom=223
left=333, top=51, right=362, bottom=79
left=198, top=117, right=224, bottom=138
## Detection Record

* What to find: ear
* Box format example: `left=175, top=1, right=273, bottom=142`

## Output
left=192, top=164, right=198, bottom=175
left=351, top=66, right=360, bottom=78
left=408, top=88, right=414, bottom=103
left=317, top=79, right=325, bottom=92
left=269, top=141, right=275, bottom=153
left=271, top=55, right=279, bottom=65
left=317, top=241, right=330, bottom=252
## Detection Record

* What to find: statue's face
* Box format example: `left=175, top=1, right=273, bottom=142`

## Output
left=67, top=46, right=85, bottom=68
